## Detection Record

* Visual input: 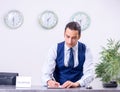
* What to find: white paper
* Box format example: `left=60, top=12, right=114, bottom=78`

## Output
left=16, top=76, right=31, bottom=88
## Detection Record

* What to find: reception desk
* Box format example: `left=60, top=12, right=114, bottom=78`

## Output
left=0, top=85, right=120, bottom=92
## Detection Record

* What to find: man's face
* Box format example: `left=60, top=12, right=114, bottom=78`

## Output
left=64, top=28, right=80, bottom=48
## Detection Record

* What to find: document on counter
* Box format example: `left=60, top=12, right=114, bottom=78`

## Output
left=47, top=86, right=64, bottom=89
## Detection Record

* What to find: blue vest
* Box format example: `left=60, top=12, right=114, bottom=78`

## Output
left=53, top=41, right=86, bottom=85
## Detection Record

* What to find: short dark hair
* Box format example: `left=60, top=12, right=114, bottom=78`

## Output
left=65, top=21, right=81, bottom=35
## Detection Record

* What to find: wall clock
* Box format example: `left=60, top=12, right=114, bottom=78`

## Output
left=39, top=10, right=58, bottom=29
left=70, top=12, right=91, bottom=31
left=4, top=10, right=24, bottom=29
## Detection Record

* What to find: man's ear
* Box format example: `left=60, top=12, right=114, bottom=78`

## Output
left=64, top=31, right=66, bottom=37
left=78, top=34, right=81, bottom=39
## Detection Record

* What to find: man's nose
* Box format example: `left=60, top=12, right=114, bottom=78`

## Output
left=68, top=38, right=72, bottom=44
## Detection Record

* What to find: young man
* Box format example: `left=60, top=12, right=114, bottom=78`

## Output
left=42, top=22, right=94, bottom=88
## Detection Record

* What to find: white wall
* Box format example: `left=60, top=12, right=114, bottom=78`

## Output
left=0, top=0, right=120, bottom=86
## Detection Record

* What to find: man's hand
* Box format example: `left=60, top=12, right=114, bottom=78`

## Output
left=47, top=80, right=60, bottom=88
left=61, top=81, right=80, bottom=88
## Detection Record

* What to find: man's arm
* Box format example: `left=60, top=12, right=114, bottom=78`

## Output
left=77, top=47, right=94, bottom=87
left=41, top=44, right=58, bottom=86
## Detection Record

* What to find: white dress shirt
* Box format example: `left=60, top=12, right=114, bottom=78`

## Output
left=42, top=42, right=94, bottom=87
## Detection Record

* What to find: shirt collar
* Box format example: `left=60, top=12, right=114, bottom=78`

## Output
left=65, top=42, right=78, bottom=51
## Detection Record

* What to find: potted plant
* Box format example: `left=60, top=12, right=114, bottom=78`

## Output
left=95, top=39, right=120, bottom=88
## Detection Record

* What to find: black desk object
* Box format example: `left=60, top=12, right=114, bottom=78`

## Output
left=0, top=72, right=18, bottom=85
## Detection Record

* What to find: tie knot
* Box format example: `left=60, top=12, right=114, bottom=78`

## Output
left=69, top=48, right=74, bottom=54
left=70, top=48, right=73, bottom=51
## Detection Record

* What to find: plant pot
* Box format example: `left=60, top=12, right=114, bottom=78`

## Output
left=103, top=81, right=118, bottom=88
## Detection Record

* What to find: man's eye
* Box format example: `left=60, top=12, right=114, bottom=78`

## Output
left=72, top=37, right=77, bottom=39
left=66, top=35, right=70, bottom=38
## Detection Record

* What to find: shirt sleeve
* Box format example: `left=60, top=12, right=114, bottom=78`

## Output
left=41, top=44, right=57, bottom=86
left=77, top=47, right=94, bottom=87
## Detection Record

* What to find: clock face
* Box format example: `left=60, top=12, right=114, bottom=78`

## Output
left=39, top=11, right=58, bottom=29
left=70, top=12, right=91, bottom=31
left=4, top=10, right=24, bottom=29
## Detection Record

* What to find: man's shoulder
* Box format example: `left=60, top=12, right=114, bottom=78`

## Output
left=78, top=41, right=86, bottom=46
left=57, top=41, right=65, bottom=49
left=50, top=41, right=64, bottom=51
left=57, top=41, right=65, bottom=45
left=78, top=41, right=92, bottom=52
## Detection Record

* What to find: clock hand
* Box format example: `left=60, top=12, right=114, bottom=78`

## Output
left=12, top=17, right=15, bottom=26
left=47, top=17, right=51, bottom=22
left=78, top=20, right=82, bottom=25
